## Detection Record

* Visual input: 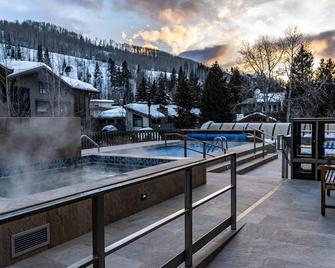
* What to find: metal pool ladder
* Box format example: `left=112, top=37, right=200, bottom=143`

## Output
left=208, top=136, right=228, bottom=153
left=81, top=135, right=100, bottom=152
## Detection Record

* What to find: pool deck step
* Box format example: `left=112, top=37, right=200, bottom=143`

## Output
left=207, top=151, right=268, bottom=173
left=236, top=153, right=278, bottom=175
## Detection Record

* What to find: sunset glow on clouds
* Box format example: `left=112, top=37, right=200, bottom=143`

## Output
left=1, top=0, right=335, bottom=67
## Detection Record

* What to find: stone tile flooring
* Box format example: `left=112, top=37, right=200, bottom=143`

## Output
left=11, top=155, right=329, bottom=268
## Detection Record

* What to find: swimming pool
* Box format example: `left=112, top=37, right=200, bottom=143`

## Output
left=113, top=140, right=247, bottom=158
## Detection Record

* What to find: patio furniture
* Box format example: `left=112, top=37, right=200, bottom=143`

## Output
left=319, top=157, right=335, bottom=215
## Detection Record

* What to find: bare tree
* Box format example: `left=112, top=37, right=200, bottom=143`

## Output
left=280, top=26, right=306, bottom=121
left=239, top=36, right=284, bottom=119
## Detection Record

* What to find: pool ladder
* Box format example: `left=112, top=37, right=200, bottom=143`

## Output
left=81, top=135, right=100, bottom=152
left=164, top=133, right=227, bottom=158
left=207, top=136, right=228, bottom=153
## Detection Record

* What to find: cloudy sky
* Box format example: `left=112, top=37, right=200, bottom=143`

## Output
left=0, top=0, right=335, bottom=66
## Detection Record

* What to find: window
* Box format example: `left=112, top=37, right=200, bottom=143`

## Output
left=133, top=114, right=143, bottom=128
left=36, top=100, right=50, bottom=114
left=273, top=104, right=277, bottom=111
left=0, top=83, right=6, bottom=103
left=39, top=82, right=48, bottom=94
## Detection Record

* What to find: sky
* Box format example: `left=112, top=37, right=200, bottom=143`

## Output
left=0, top=0, right=335, bottom=67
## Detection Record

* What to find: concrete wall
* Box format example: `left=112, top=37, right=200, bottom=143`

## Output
left=0, top=117, right=81, bottom=168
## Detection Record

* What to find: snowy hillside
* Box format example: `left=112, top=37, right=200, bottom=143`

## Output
left=0, top=44, right=170, bottom=99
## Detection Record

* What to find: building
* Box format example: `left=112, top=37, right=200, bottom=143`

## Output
left=90, top=99, right=116, bottom=119
left=96, top=106, right=126, bottom=131
left=124, top=103, right=200, bottom=130
left=240, top=89, right=284, bottom=116
left=0, top=60, right=99, bottom=129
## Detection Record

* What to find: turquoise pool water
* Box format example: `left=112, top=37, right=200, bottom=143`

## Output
left=115, top=141, right=247, bottom=158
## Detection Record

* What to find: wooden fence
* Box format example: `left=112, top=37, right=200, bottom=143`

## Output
left=81, top=129, right=178, bottom=149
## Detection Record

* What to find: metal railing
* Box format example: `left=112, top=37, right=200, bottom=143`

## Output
left=81, top=135, right=100, bottom=152
left=164, top=133, right=227, bottom=158
left=243, top=126, right=277, bottom=157
left=0, top=153, right=237, bottom=268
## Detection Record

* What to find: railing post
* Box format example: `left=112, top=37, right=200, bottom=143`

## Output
left=281, top=148, right=285, bottom=179
left=203, top=142, right=206, bottom=159
left=253, top=130, right=256, bottom=154
left=184, top=168, right=193, bottom=267
left=164, top=133, right=167, bottom=147
left=184, top=136, right=187, bottom=157
left=230, top=154, right=237, bottom=230
left=92, top=194, right=105, bottom=268
left=262, top=131, right=265, bottom=158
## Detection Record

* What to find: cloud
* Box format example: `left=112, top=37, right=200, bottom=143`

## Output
left=307, top=30, right=335, bottom=60
left=133, top=25, right=192, bottom=54
left=57, top=0, right=104, bottom=9
left=179, top=45, right=229, bottom=64
left=113, top=0, right=200, bottom=23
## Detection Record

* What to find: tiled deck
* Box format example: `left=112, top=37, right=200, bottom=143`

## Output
left=10, top=154, right=332, bottom=268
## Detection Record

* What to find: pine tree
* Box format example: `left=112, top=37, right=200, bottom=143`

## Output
left=10, top=47, right=15, bottom=59
left=314, top=58, right=335, bottom=116
left=169, top=68, right=177, bottom=95
left=62, top=58, right=67, bottom=74
left=16, top=44, right=22, bottom=60
left=189, top=70, right=202, bottom=108
left=201, top=62, right=233, bottom=122
left=155, top=74, right=168, bottom=105
left=290, top=45, right=314, bottom=116
left=121, top=60, right=131, bottom=86
left=107, top=58, right=116, bottom=99
left=228, top=67, right=244, bottom=113
left=175, top=67, right=195, bottom=128
left=93, top=62, right=103, bottom=91
left=136, top=76, right=147, bottom=102
left=43, top=47, right=52, bottom=67
left=150, top=80, right=158, bottom=104
left=84, top=67, right=91, bottom=83
left=37, top=44, right=43, bottom=62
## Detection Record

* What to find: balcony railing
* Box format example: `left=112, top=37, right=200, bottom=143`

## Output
left=0, top=152, right=237, bottom=268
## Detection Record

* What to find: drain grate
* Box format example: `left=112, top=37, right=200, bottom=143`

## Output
left=11, top=224, right=50, bottom=258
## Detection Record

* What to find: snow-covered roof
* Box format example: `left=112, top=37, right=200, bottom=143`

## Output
left=2, top=60, right=52, bottom=77
left=0, top=60, right=99, bottom=93
left=237, top=112, right=277, bottom=122
left=125, top=103, right=166, bottom=119
left=241, top=91, right=285, bottom=105
left=98, top=107, right=126, bottom=119
left=61, top=76, right=99, bottom=93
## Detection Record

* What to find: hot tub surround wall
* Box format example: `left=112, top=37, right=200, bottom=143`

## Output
left=0, top=159, right=206, bottom=266
left=0, top=117, right=81, bottom=169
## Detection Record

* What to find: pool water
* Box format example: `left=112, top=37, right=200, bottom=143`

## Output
left=0, top=163, right=136, bottom=198
left=115, top=141, right=247, bottom=158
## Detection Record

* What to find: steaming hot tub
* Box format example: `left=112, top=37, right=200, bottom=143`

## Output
left=0, top=155, right=171, bottom=198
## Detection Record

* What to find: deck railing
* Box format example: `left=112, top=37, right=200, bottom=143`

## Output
left=0, top=152, right=237, bottom=268
left=81, top=129, right=178, bottom=149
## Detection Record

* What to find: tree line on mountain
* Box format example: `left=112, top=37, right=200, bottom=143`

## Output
left=0, top=20, right=207, bottom=79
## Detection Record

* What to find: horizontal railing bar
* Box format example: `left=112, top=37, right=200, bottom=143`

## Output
left=104, top=209, right=186, bottom=256
left=192, top=185, right=233, bottom=210
left=162, top=218, right=232, bottom=267
left=192, top=217, right=231, bottom=254
left=71, top=185, right=233, bottom=267
left=164, top=133, right=225, bottom=150
left=161, top=250, right=185, bottom=268
left=67, top=255, right=95, bottom=268
left=173, top=144, right=216, bottom=157
left=0, top=152, right=236, bottom=224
